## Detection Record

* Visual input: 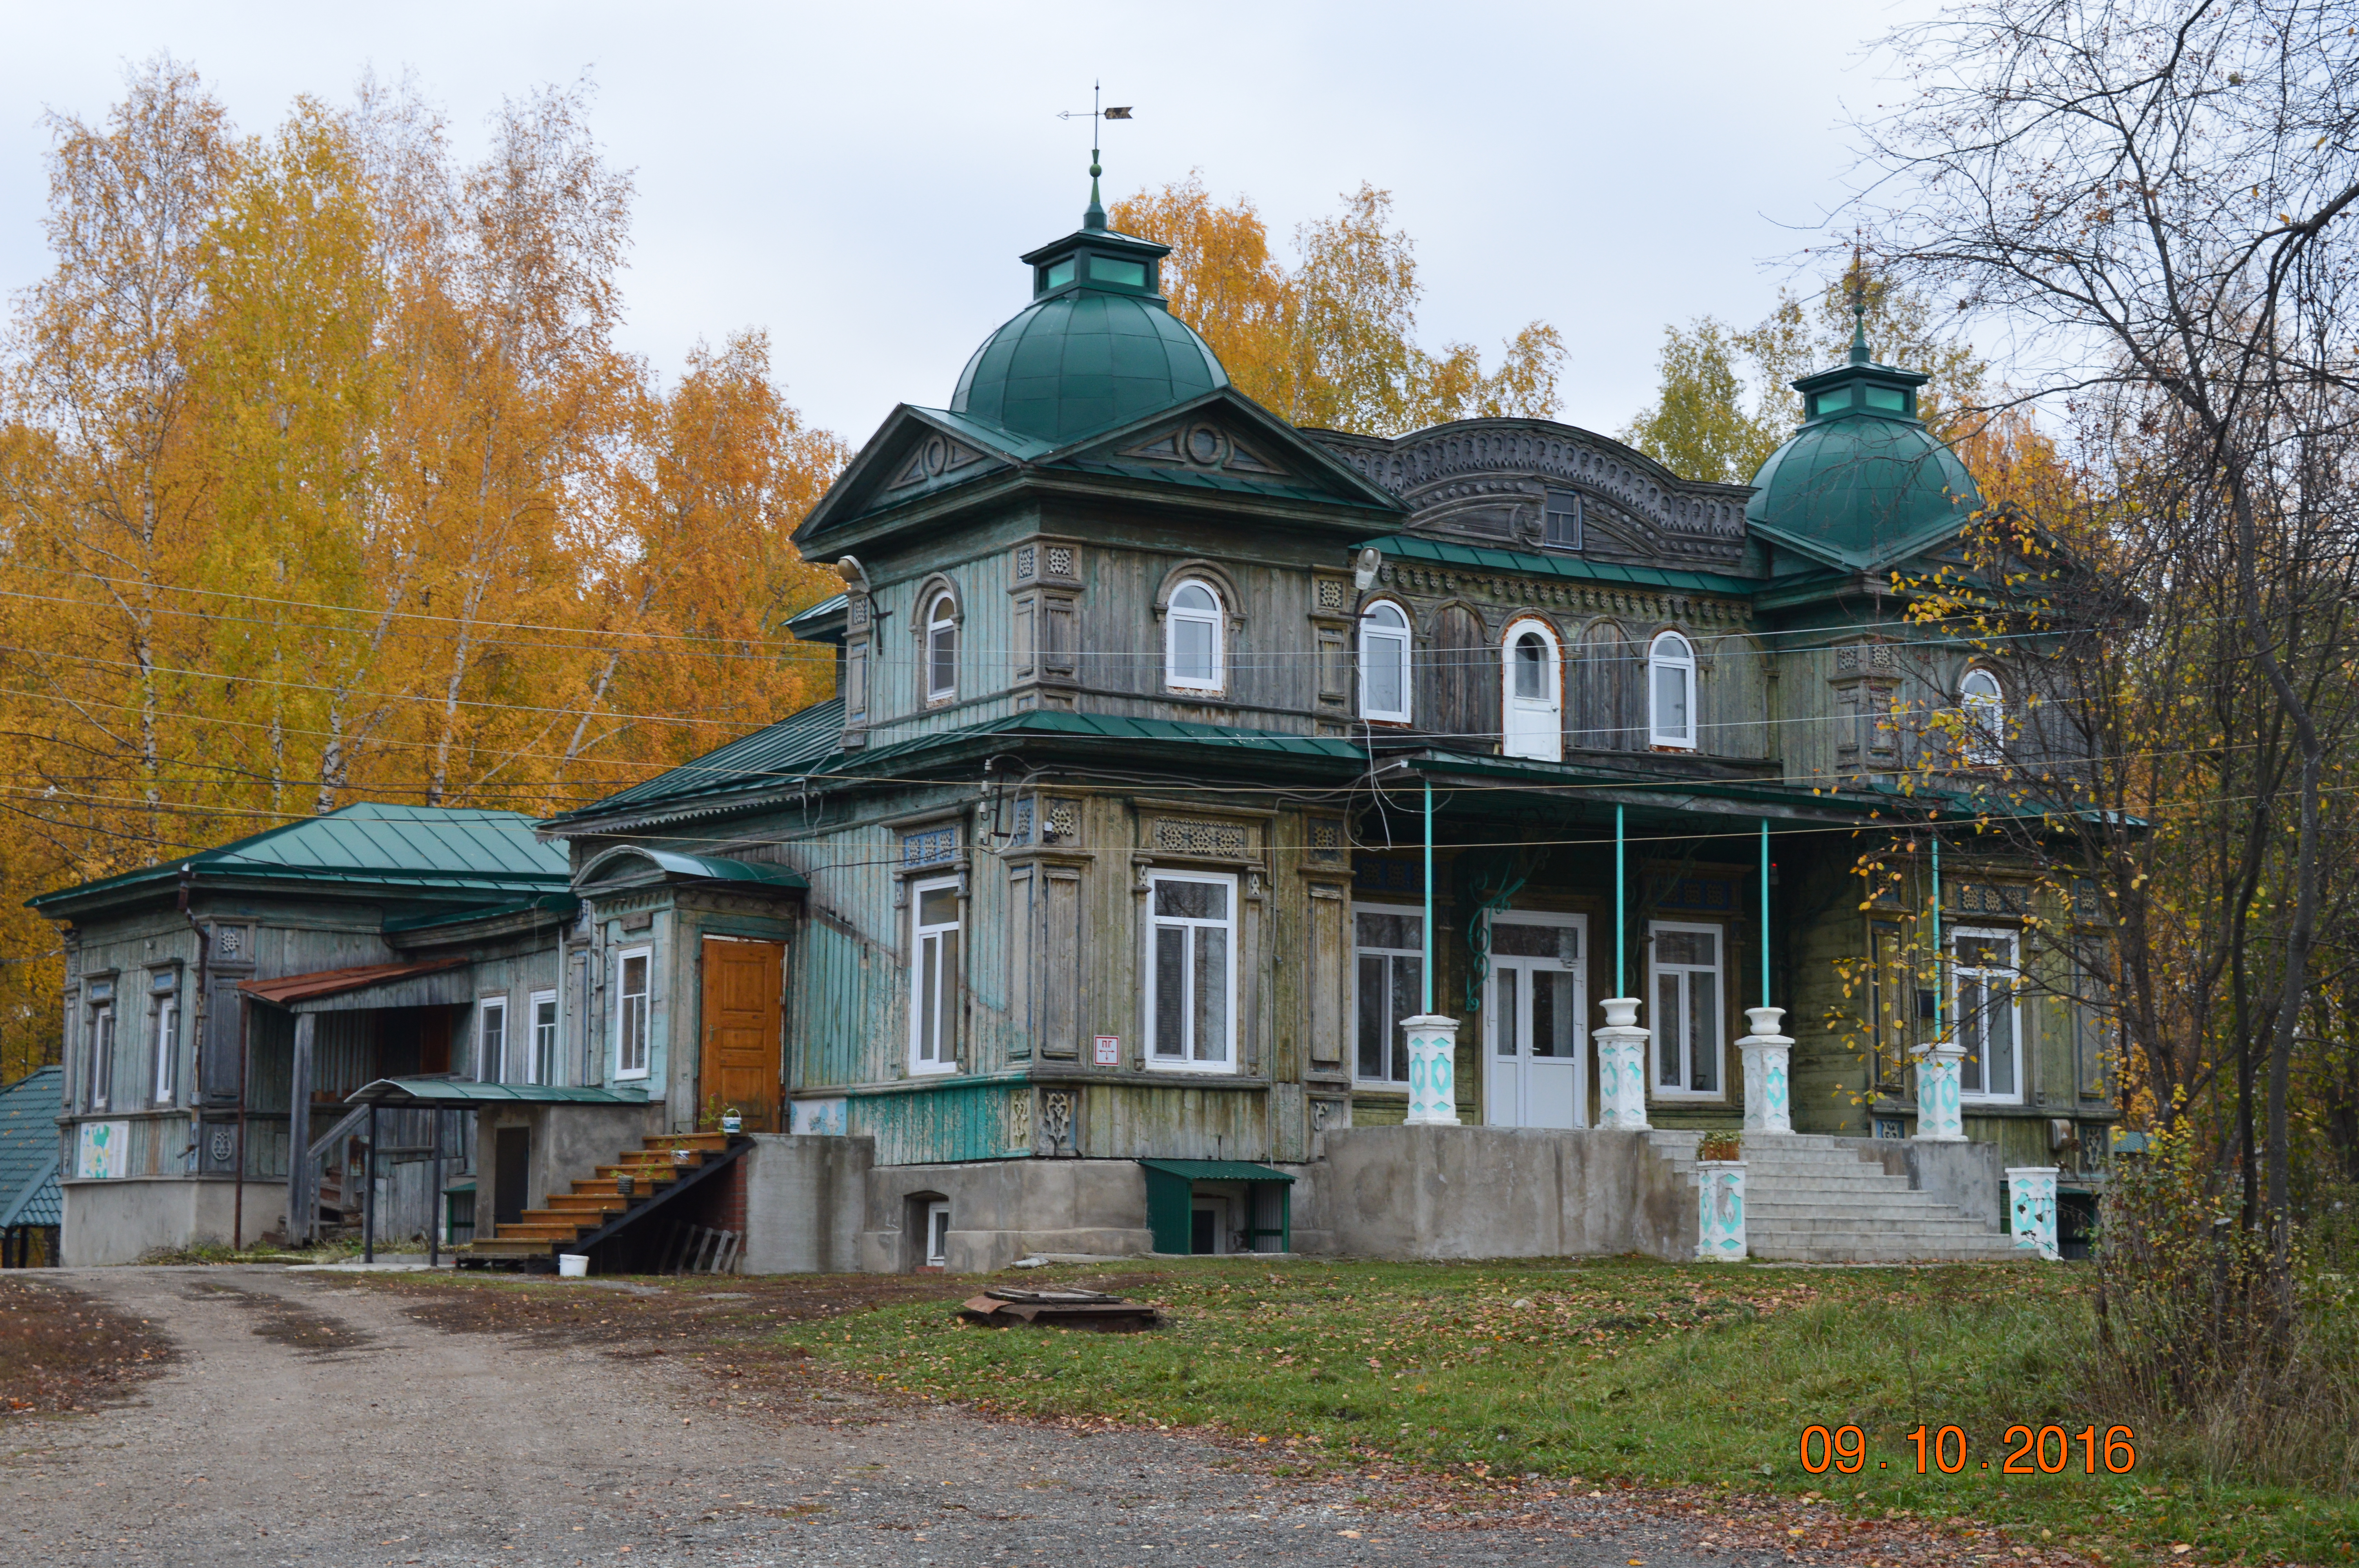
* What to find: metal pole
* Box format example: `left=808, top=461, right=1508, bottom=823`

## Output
left=232, top=996, right=249, bottom=1252
left=1929, top=833, right=1944, bottom=1038
left=1614, top=805, right=1626, bottom=997
left=1760, top=819, right=1771, bottom=1009
left=1421, top=779, right=1434, bottom=1016
left=363, top=1102, right=377, bottom=1264
left=427, top=1107, right=442, bottom=1269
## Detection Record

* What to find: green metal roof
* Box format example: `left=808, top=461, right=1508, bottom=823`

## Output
left=0, top=1067, right=62, bottom=1230
left=951, top=287, right=1227, bottom=445
left=1138, top=1158, right=1296, bottom=1183
left=543, top=697, right=844, bottom=827
left=1359, top=534, right=1761, bottom=597
left=381, top=893, right=583, bottom=934
left=31, top=802, right=572, bottom=913
left=344, top=1077, right=651, bottom=1107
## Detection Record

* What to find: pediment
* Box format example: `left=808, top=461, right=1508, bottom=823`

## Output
left=796, top=405, right=1034, bottom=542
left=1104, top=415, right=1292, bottom=479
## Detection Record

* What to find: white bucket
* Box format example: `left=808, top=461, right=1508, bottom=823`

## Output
left=557, top=1253, right=589, bottom=1279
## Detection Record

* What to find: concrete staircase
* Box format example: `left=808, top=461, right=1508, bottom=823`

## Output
left=1650, top=1131, right=2020, bottom=1263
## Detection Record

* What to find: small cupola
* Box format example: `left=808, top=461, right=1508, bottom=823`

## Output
left=1790, top=301, right=1930, bottom=423
left=1020, top=149, right=1172, bottom=301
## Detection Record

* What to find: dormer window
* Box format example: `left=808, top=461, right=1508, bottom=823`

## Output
left=1090, top=255, right=1149, bottom=288
left=1039, top=258, right=1076, bottom=292
left=1648, top=631, right=1696, bottom=750
left=1812, top=389, right=1851, bottom=417
left=1543, top=489, right=1582, bottom=550
left=1865, top=385, right=1911, bottom=413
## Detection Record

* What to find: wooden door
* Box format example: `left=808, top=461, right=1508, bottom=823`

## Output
left=700, top=938, right=785, bottom=1132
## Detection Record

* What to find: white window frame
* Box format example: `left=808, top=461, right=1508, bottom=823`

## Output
left=87, top=1004, right=115, bottom=1113
left=1164, top=578, right=1225, bottom=693
left=151, top=997, right=179, bottom=1106
left=1648, top=919, right=1725, bottom=1099
left=1145, top=869, right=1239, bottom=1074
left=924, top=591, right=958, bottom=704
left=1358, top=600, right=1412, bottom=725
left=908, top=875, right=961, bottom=1076
left=1501, top=618, right=1563, bottom=761
left=528, top=989, right=559, bottom=1087
left=923, top=1200, right=951, bottom=1268
left=1648, top=630, right=1697, bottom=751
left=476, top=995, right=510, bottom=1084
left=614, top=947, right=652, bottom=1081
left=1960, top=668, right=2005, bottom=766
left=1953, top=926, right=2024, bottom=1104
left=1351, top=901, right=1425, bottom=1086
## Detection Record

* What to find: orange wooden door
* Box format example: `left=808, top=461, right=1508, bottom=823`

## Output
left=700, top=938, right=784, bottom=1132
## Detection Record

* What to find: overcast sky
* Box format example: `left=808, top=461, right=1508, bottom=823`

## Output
left=2, top=2, right=1936, bottom=450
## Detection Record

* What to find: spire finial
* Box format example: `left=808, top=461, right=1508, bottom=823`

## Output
left=1847, top=248, right=1871, bottom=365
left=1084, top=80, right=1107, bottom=230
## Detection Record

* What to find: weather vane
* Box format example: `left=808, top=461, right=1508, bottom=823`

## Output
left=1059, top=82, right=1133, bottom=229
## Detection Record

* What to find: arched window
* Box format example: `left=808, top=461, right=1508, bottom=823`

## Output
left=1648, top=631, right=1696, bottom=750
left=1501, top=622, right=1561, bottom=761
left=925, top=592, right=958, bottom=703
left=1359, top=601, right=1411, bottom=724
left=1961, top=668, right=2005, bottom=764
left=1166, top=579, right=1223, bottom=691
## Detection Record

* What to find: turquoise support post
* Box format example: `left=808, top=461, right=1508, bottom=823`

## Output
left=1614, top=805, right=1626, bottom=997
left=1760, top=819, right=1771, bottom=1008
left=1422, top=779, right=1434, bottom=1016
left=1930, top=832, right=1943, bottom=1036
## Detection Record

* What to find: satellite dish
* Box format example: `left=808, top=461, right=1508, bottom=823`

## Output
left=1352, top=546, right=1383, bottom=593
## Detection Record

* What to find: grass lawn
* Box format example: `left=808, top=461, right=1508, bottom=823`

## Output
left=803, top=1256, right=2356, bottom=1566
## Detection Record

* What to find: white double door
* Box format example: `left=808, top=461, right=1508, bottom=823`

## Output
left=1485, top=912, right=1588, bottom=1129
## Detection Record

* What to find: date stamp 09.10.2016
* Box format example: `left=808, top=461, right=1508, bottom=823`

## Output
left=1799, top=1424, right=2139, bottom=1477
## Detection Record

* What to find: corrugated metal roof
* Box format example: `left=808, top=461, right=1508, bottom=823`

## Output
left=1359, top=533, right=1762, bottom=597
left=344, top=1078, right=652, bottom=1107
left=31, top=802, right=572, bottom=912
left=1138, top=1158, right=1296, bottom=1183
left=240, top=959, right=468, bottom=1007
left=0, top=1067, right=62, bottom=1231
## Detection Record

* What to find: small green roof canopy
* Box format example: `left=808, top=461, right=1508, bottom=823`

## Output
left=0, top=1067, right=63, bottom=1231
left=1138, top=1158, right=1295, bottom=1183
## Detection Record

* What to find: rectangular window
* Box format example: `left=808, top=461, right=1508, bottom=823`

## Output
left=1353, top=904, right=1423, bottom=1083
left=1089, top=255, right=1147, bottom=287
left=1953, top=929, right=2021, bottom=1102
left=1147, top=871, right=1236, bottom=1072
left=477, top=996, right=509, bottom=1084
left=88, top=1005, right=115, bottom=1112
left=152, top=999, right=179, bottom=1105
left=1649, top=922, right=1723, bottom=1096
left=616, top=948, right=652, bottom=1080
left=909, top=878, right=961, bottom=1074
left=1543, top=488, right=1582, bottom=550
left=529, top=990, right=559, bottom=1087
left=1865, top=384, right=1910, bottom=412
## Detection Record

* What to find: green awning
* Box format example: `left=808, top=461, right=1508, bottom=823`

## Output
left=345, top=1078, right=651, bottom=1107
left=1137, top=1158, right=1295, bottom=1183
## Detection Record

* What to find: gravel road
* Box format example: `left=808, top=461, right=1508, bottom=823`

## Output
left=0, top=1266, right=1745, bottom=1568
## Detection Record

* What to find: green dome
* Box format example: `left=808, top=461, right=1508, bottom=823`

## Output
left=949, top=220, right=1227, bottom=445
left=1745, top=334, right=1982, bottom=566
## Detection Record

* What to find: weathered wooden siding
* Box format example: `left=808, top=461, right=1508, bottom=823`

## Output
left=852, top=1080, right=1029, bottom=1165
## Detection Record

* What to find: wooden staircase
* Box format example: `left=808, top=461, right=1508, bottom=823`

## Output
left=457, top=1131, right=741, bottom=1267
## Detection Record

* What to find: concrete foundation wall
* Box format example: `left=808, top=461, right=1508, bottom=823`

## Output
left=1291, top=1125, right=1697, bottom=1262
left=859, top=1158, right=1156, bottom=1274
left=61, top=1178, right=285, bottom=1265
left=1853, top=1138, right=2006, bottom=1229
left=740, top=1134, right=872, bottom=1273
left=473, top=1103, right=665, bottom=1224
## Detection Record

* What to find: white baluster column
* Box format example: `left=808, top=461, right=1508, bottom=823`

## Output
left=2006, top=1166, right=2060, bottom=1260
left=1911, top=1042, right=1968, bottom=1142
left=1594, top=997, right=1650, bottom=1130
left=1736, top=1005, right=1793, bottom=1136
left=1696, top=1158, right=1748, bottom=1261
left=1400, top=1015, right=1461, bottom=1127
